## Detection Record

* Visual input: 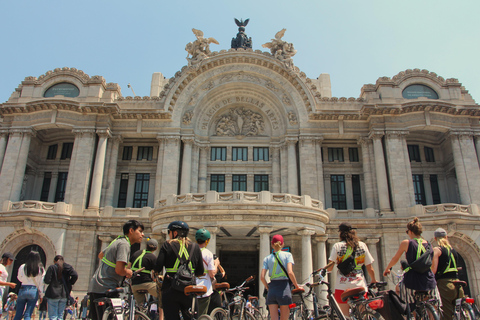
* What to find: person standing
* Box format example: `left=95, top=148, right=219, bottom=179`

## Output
left=3, top=293, right=17, bottom=320
left=78, top=295, right=88, bottom=320
left=38, top=297, right=48, bottom=320
left=154, top=221, right=203, bottom=320
left=44, top=255, right=78, bottom=320
left=322, top=222, right=378, bottom=317
left=432, top=228, right=462, bottom=320
left=261, top=234, right=301, bottom=320
left=88, top=220, right=144, bottom=320
left=13, top=251, right=46, bottom=320
left=0, top=252, right=17, bottom=320
left=194, top=229, right=216, bottom=316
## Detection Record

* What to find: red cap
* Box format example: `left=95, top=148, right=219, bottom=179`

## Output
left=271, top=234, right=284, bottom=245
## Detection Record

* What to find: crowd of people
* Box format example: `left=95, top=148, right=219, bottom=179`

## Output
left=0, top=217, right=470, bottom=320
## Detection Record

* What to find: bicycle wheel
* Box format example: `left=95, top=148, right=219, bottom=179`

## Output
left=360, top=310, right=384, bottom=320
left=210, top=307, right=229, bottom=320
left=199, top=315, right=214, bottom=320
left=460, top=303, right=476, bottom=320
left=243, top=310, right=256, bottom=320
left=102, top=307, right=115, bottom=320
left=132, top=309, right=151, bottom=320
left=417, top=303, right=439, bottom=320
left=251, top=307, right=264, bottom=320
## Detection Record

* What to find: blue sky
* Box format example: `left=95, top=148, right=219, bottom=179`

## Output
left=1, top=1, right=479, bottom=103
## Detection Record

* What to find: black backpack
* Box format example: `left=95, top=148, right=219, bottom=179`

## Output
left=337, top=246, right=357, bottom=276
left=406, top=239, right=432, bottom=274
left=170, top=243, right=196, bottom=292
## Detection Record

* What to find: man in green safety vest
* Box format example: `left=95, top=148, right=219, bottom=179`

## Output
left=88, top=220, right=144, bottom=320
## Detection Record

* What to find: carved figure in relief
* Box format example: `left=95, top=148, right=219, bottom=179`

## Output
left=262, top=29, right=297, bottom=69
left=215, top=107, right=265, bottom=137
left=183, top=110, right=194, bottom=125
left=288, top=111, right=298, bottom=125
left=185, top=28, right=219, bottom=67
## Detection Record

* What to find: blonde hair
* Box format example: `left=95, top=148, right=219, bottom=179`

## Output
left=272, top=241, right=283, bottom=252
left=436, top=237, right=452, bottom=250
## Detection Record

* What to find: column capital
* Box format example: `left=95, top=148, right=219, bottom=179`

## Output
left=204, top=226, right=220, bottom=234
left=72, top=128, right=96, bottom=137
left=9, top=128, right=36, bottom=137
left=258, top=226, right=273, bottom=234
left=181, top=136, right=195, bottom=145
left=96, top=128, right=112, bottom=138
left=448, top=130, right=474, bottom=139
left=314, top=235, right=328, bottom=242
left=98, top=235, right=113, bottom=243
left=365, top=238, right=380, bottom=245
left=157, top=134, right=181, bottom=142
left=385, top=130, right=409, bottom=138
left=357, top=136, right=371, bottom=146
left=368, top=130, right=384, bottom=140
left=297, top=228, right=315, bottom=236
left=285, top=137, right=298, bottom=145
left=0, top=129, right=9, bottom=136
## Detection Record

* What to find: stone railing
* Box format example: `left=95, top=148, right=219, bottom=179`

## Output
left=101, top=206, right=152, bottom=218
left=422, top=203, right=479, bottom=215
left=2, top=200, right=71, bottom=215
left=157, top=191, right=323, bottom=209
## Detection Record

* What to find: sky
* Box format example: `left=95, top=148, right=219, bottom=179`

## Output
left=1, top=1, right=479, bottom=103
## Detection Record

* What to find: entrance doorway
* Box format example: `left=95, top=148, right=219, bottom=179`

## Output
left=9, top=245, right=47, bottom=294
left=219, top=250, right=259, bottom=297
left=456, top=253, right=471, bottom=297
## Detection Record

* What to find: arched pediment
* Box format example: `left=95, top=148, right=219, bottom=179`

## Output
left=0, top=228, right=57, bottom=263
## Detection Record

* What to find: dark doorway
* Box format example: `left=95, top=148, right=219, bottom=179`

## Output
left=219, top=251, right=259, bottom=297
left=456, top=252, right=471, bottom=297
left=9, top=245, right=47, bottom=294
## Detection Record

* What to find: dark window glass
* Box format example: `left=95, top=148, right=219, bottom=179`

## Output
left=122, top=146, right=133, bottom=160
left=40, top=172, right=52, bottom=202
left=133, top=173, right=150, bottom=208
left=408, top=145, right=421, bottom=162
left=412, top=174, right=426, bottom=205
left=232, top=175, right=247, bottom=191
left=254, top=175, right=269, bottom=192
left=210, top=174, right=225, bottom=192
left=430, top=175, right=441, bottom=204
left=47, top=144, right=58, bottom=160
left=349, top=148, right=359, bottom=162
left=44, top=82, right=80, bottom=98
left=54, top=172, right=68, bottom=202
left=352, top=175, right=362, bottom=209
left=331, top=175, right=346, bottom=210
left=60, top=143, right=73, bottom=160
left=402, top=84, right=439, bottom=99
left=117, top=173, right=129, bottom=208
left=210, top=147, right=226, bottom=161
left=232, top=147, right=248, bottom=161
left=424, top=147, right=435, bottom=162
left=253, top=147, right=269, bottom=161
left=137, top=147, right=153, bottom=161
left=328, top=148, right=344, bottom=162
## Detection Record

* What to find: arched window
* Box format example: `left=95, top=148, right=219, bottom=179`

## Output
left=402, top=84, right=439, bottom=99
left=44, top=82, right=80, bottom=98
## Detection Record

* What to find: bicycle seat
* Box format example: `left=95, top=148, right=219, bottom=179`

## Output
left=292, top=287, right=305, bottom=295
left=341, top=287, right=366, bottom=302
left=452, top=280, right=467, bottom=288
left=214, top=282, right=230, bottom=291
left=105, top=288, right=124, bottom=298
left=184, top=285, right=207, bottom=296
left=135, top=290, right=149, bottom=294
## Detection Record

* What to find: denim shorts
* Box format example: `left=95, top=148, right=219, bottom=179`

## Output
left=266, top=280, right=292, bottom=306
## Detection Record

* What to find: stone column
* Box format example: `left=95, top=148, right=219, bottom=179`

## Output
left=345, top=174, right=353, bottom=209
left=324, top=174, right=332, bottom=209
left=298, top=228, right=315, bottom=285
left=126, top=173, right=136, bottom=208
left=11, top=130, right=34, bottom=202
left=368, top=131, right=391, bottom=212
left=206, top=226, right=219, bottom=255
left=271, top=146, right=281, bottom=193
left=64, top=129, right=96, bottom=214
left=286, top=137, right=298, bottom=195
left=98, top=235, right=113, bottom=252
left=154, top=136, right=165, bottom=203
left=0, top=131, right=8, bottom=172
left=423, top=174, right=433, bottom=205
left=247, top=174, right=254, bottom=192
left=450, top=133, right=471, bottom=204
left=299, top=137, right=318, bottom=197
left=455, top=132, right=480, bottom=204
left=315, top=137, right=325, bottom=203
left=48, top=172, right=58, bottom=203
left=258, top=226, right=273, bottom=309
left=180, top=136, right=194, bottom=195
left=358, top=137, right=375, bottom=208
left=315, top=235, right=328, bottom=306
left=103, top=136, right=121, bottom=207
left=365, top=238, right=380, bottom=282
left=475, top=134, right=480, bottom=167
left=280, top=144, right=288, bottom=193
left=160, top=136, right=181, bottom=199
left=190, top=143, right=200, bottom=193
left=89, top=129, right=111, bottom=209
left=198, top=144, right=208, bottom=193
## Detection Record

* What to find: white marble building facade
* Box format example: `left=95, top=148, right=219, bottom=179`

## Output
left=1, top=37, right=480, bottom=306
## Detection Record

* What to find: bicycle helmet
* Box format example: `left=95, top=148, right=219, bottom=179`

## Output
left=195, top=228, right=211, bottom=241
left=167, top=221, right=189, bottom=237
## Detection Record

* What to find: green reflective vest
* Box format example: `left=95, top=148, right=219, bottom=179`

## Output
left=271, top=251, right=287, bottom=279
left=101, top=235, right=131, bottom=268
left=131, top=250, right=153, bottom=274
left=165, top=241, right=195, bottom=273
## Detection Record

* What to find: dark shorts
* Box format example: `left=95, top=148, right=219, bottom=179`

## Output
left=266, top=280, right=292, bottom=306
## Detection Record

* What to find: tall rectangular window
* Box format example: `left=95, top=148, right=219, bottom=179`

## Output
left=254, top=175, right=269, bottom=192
left=430, top=174, right=441, bottom=204
left=424, top=147, right=435, bottom=162
left=232, top=147, right=248, bottom=161
left=40, top=172, right=52, bottom=201
left=412, top=174, right=426, bottom=205
left=210, top=147, right=226, bottom=161
left=210, top=174, right=225, bottom=192
left=54, top=172, right=68, bottom=202
left=133, top=173, right=150, bottom=208
left=348, top=148, right=359, bottom=162
left=408, top=145, right=421, bottom=162
left=352, top=175, right=362, bottom=209
left=122, top=146, right=133, bottom=160
left=232, top=174, right=247, bottom=191
left=331, top=175, right=346, bottom=209
left=137, top=147, right=153, bottom=161
left=47, top=144, right=58, bottom=160
left=328, top=148, right=344, bottom=162
left=60, top=143, right=73, bottom=160
left=253, top=147, right=269, bottom=161
left=117, top=173, right=129, bottom=208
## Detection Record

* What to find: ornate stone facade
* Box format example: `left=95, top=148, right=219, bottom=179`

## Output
left=1, top=31, right=480, bottom=308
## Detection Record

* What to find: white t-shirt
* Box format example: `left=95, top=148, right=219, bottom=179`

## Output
left=196, top=247, right=215, bottom=297
left=0, top=264, right=8, bottom=288
left=328, top=241, right=374, bottom=291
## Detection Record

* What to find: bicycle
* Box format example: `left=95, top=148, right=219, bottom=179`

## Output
left=288, top=270, right=326, bottom=320
left=451, top=280, right=475, bottom=320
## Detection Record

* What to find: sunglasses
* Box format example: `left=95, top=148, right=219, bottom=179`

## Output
left=405, top=230, right=410, bottom=234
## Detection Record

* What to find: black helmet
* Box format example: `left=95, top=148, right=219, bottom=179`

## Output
left=168, top=221, right=189, bottom=232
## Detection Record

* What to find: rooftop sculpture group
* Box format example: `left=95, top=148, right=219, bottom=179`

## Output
left=231, top=18, right=252, bottom=49
left=262, top=29, right=297, bottom=70
left=185, top=28, right=219, bottom=67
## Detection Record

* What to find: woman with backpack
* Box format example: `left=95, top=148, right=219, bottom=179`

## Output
left=322, top=222, right=378, bottom=317
left=384, top=217, right=438, bottom=310
left=43, top=255, right=78, bottom=320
